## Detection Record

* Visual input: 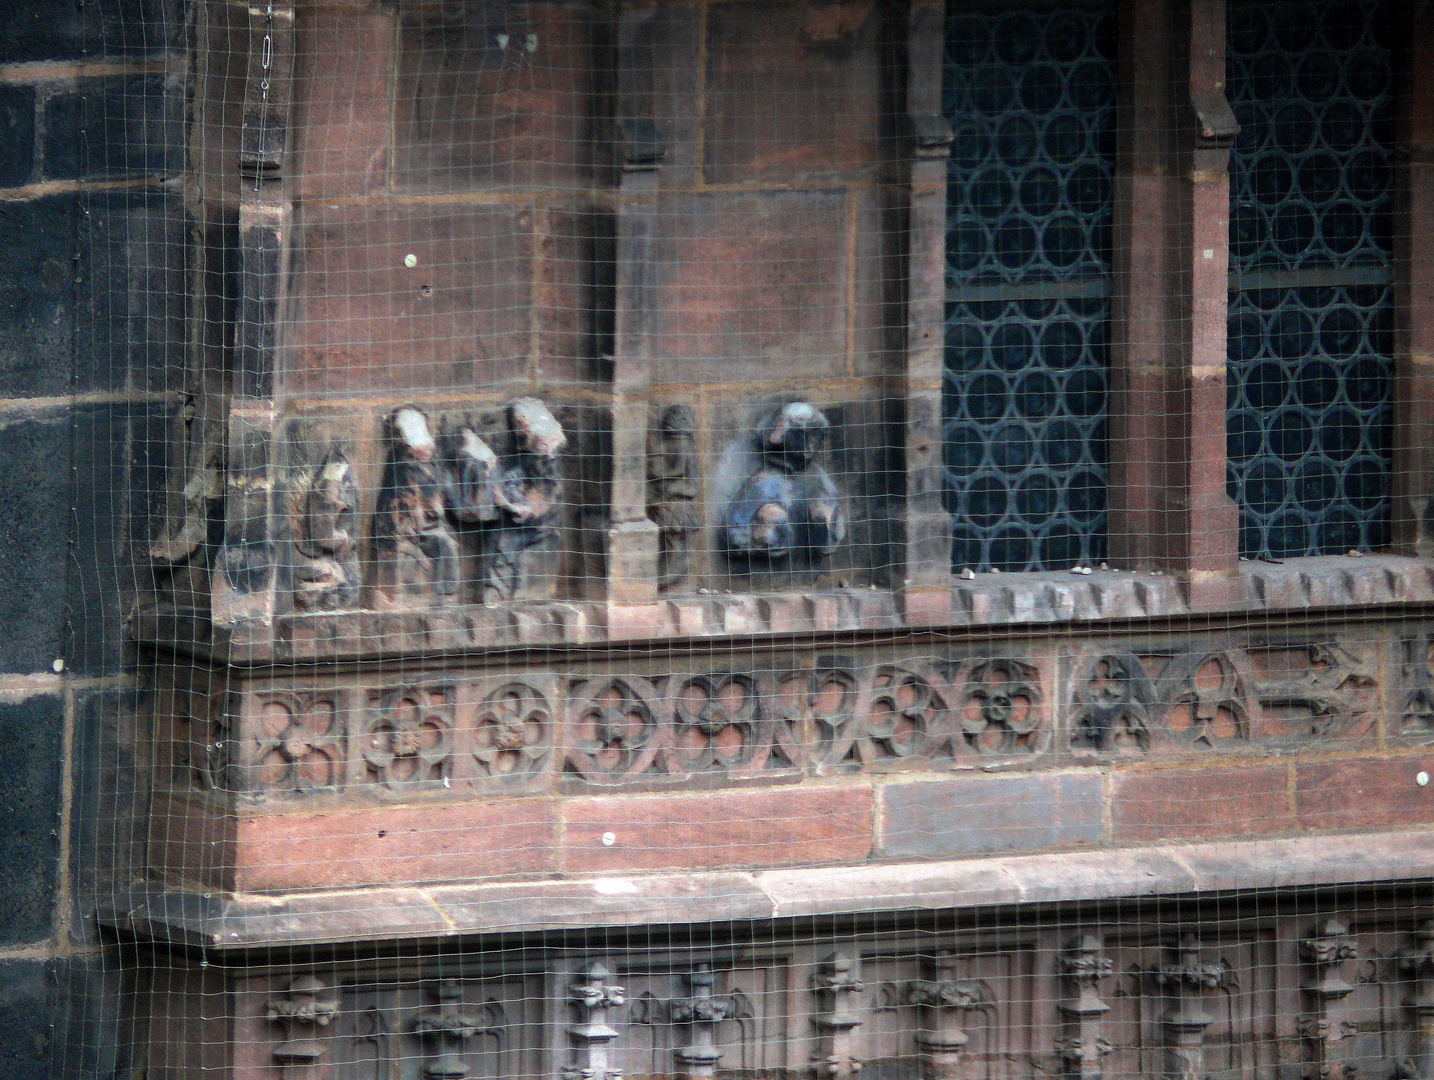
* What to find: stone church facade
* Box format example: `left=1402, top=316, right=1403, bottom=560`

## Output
left=0, top=0, right=1432, bottom=1077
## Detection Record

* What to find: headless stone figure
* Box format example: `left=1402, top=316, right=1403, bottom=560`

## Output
left=291, top=448, right=360, bottom=611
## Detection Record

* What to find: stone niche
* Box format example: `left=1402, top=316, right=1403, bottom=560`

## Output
left=135, top=0, right=916, bottom=665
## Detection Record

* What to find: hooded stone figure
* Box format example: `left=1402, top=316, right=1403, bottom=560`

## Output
left=723, top=400, right=846, bottom=566
left=483, top=397, right=567, bottom=603
left=291, top=447, right=361, bottom=610
left=372, top=406, right=461, bottom=607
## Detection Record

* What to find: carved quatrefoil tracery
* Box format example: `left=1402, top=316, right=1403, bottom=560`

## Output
left=252, top=692, right=343, bottom=791
left=473, top=681, right=554, bottom=780
left=365, top=686, right=455, bottom=788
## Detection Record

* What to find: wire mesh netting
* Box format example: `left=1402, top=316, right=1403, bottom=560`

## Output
left=6, top=0, right=1432, bottom=1077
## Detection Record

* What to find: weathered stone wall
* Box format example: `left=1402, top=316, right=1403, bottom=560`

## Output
left=0, top=0, right=183, bottom=1075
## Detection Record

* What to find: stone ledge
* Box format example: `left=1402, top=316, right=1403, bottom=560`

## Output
left=129, top=556, right=1434, bottom=663
left=100, top=825, right=1434, bottom=951
left=949, top=555, right=1434, bottom=626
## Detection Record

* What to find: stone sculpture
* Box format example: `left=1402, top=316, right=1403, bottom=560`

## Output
left=373, top=406, right=461, bottom=608
left=372, top=399, right=567, bottom=607
left=484, top=397, right=566, bottom=602
left=723, top=400, right=846, bottom=568
left=647, top=404, right=700, bottom=590
left=149, top=398, right=222, bottom=605
left=290, top=447, right=360, bottom=611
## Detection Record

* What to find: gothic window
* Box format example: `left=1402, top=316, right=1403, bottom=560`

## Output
left=1226, top=0, right=1394, bottom=559
left=941, top=1, right=1115, bottom=573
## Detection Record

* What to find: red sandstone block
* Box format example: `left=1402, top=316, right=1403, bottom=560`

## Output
left=1110, top=765, right=1292, bottom=843
left=648, top=190, right=849, bottom=384
left=1295, top=756, right=1434, bottom=832
left=293, top=8, right=395, bottom=199
left=562, top=787, right=873, bottom=874
left=394, top=3, right=594, bottom=189
left=703, top=1, right=880, bottom=183
left=233, top=799, right=559, bottom=892
left=285, top=202, right=535, bottom=393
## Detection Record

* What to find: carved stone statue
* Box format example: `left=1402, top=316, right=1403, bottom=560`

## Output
left=723, top=400, right=846, bottom=567
left=290, top=447, right=360, bottom=611
left=373, top=407, right=461, bottom=609
left=150, top=397, right=222, bottom=607
left=647, top=404, right=700, bottom=591
left=484, top=397, right=566, bottom=603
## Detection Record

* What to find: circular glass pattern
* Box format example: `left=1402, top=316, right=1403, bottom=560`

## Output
left=943, top=299, right=1109, bottom=572
left=945, top=1, right=1115, bottom=287
left=942, top=3, right=1113, bottom=571
left=1226, top=288, right=1392, bottom=558
left=1227, top=0, right=1392, bottom=274
left=1227, top=0, right=1392, bottom=558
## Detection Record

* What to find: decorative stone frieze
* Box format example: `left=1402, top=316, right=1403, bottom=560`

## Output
left=1070, top=642, right=1378, bottom=755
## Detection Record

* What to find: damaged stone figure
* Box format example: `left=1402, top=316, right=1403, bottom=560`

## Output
left=290, top=447, right=361, bottom=611
left=372, top=399, right=567, bottom=608
left=723, top=400, right=846, bottom=568
left=149, top=397, right=223, bottom=607
left=647, top=404, right=701, bottom=591
left=372, top=406, right=462, bottom=608
left=484, top=397, right=566, bottom=603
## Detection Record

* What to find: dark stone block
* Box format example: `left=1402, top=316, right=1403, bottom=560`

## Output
left=0, top=413, right=72, bottom=671
left=69, top=400, right=172, bottom=676
left=0, top=191, right=187, bottom=398
left=0, top=194, right=77, bottom=398
left=0, top=960, right=52, bottom=1080
left=0, top=86, right=36, bottom=188
left=0, top=401, right=166, bottom=675
left=84, top=192, right=190, bottom=395
left=68, top=689, right=141, bottom=945
left=880, top=772, right=1105, bottom=858
left=0, top=0, right=180, bottom=64
left=0, top=696, right=63, bottom=945
left=42, top=75, right=181, bottom=181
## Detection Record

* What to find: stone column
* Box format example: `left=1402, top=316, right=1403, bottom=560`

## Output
left=266, top=975, right=337, bottom=1068
left=908, top=951, right=994, bottom=1080
left=811, top=953, right=864, bottom=1080
left=1391, top=5, right=1434, bottom=555
left=215, top=0, right=295, bottom=636
left=1059, top=935, right=1113, bottom=1080
left=565, top=962, right=625, bottom=1080
left=671, top=962, right=728, bottom=1080
left=1109, top=0, right=1239, bottom=606
left=1157, top=934, right=1224, bottom=1080
left=1398, top=919, right=1434, bottom=1080
left=604, top=6, right=666, bottom=614
left=1300, top=919, right=1359, bottom=1080
left=899, top=0, right=954, bottom=624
